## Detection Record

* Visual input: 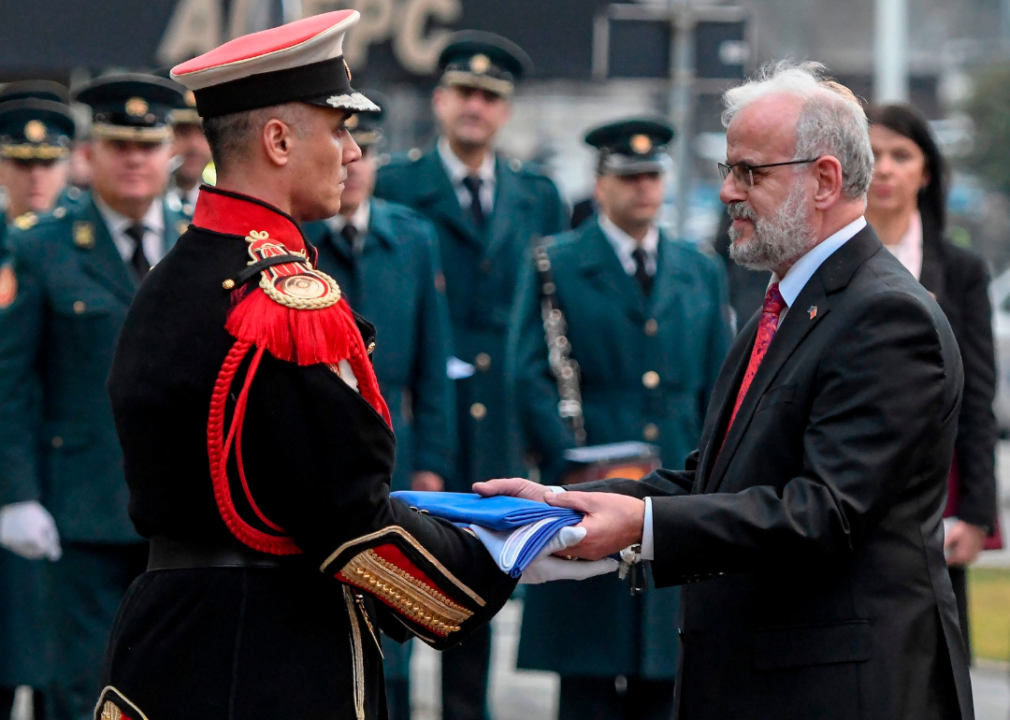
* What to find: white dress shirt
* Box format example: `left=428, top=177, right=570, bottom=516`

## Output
left=93, top=195, right=167, bottom=267
left=880, top=210, right=923, bottom=281
left=325, top=202, right=371, bottom=255
left=640, top=215, right=868, bottom=561
left=598, top=214, right=659, bottom=277
left=438, top=137, right=496, bottom=215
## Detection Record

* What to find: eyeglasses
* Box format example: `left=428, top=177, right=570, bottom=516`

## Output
left=717, top=158, right=821, bottom=189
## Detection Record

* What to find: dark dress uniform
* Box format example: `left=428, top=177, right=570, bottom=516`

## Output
left=509, top=220, right=729, bottom=718
left=98, top=184, right=516, bottom=720
left=303, top=194, right=456, bottom=719
left=0, top=189, right=190, bottom=720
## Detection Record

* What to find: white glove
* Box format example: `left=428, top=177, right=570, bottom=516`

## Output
left=0, top=501, right=62, bottom=561
left=518, top=525, right=619, bottom=585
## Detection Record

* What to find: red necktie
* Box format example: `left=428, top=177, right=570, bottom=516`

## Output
left=724, top=282, right=787, bottom=435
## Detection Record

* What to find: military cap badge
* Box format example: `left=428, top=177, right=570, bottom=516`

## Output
left=23, top=120, right=46, bottom=143
left=125, top=97, right=148, bottom=117
left=469, top=54, right=491, bottom=74
left=631, top=134, right=653, bottom=155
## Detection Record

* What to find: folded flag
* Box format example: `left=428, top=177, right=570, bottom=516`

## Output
left=390, top=491, right=583, bottom=578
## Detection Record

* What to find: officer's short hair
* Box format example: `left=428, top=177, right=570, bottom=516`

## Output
left=202, top=103, right=308, bottom=175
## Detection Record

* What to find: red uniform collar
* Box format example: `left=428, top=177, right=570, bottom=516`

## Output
left=192, top=185, right=307, bottom=253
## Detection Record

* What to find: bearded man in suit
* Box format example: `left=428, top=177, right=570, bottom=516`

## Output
left=477, top=61, right=974, bottom=720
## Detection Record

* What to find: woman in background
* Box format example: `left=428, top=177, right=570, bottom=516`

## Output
left=865, top=102, right=999, bottom=658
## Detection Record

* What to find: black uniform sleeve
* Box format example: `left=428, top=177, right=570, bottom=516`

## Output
left=236, top=353, right=516, bottom=648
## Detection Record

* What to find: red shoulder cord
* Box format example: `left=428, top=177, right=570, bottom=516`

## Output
left=207, top=242, right=391, bottom=555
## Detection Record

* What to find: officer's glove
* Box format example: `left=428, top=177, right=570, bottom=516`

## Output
left=518, top=525, right=619, bottom=585
left=0, top=501, right=62, bottom=561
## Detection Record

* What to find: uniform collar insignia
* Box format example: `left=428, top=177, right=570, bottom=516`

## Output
left=192, top=185, right=307, bottom=253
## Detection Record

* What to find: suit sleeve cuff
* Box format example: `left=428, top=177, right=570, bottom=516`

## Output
left=642, top=497, right=656, bottom=561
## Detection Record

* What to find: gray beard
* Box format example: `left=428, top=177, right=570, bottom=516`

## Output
left=728, top=182, right=816, bottom=272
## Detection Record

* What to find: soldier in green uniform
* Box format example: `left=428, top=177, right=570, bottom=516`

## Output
left=165, top=88, right=210, bottom=213
left=0, top=79, right=76, bottom=720
left=507, top=119, right=731, bottom=720
left=302, top=92, right=455, bottom=720
left=374, top=32, right=567, bottom=720
left=0, top=74, right=191, bottom=720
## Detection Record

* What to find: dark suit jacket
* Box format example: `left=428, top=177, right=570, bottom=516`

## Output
left=918, top=221, right=998, bottom=531
left=585, top=226, right=973, bottom=720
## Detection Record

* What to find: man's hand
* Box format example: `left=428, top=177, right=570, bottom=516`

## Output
left=473, top=478, right=555, bottom=503
left=544, top=491, right=645, bottom=561
left=0, top=501, right=62, bottom=561
left=945, top=520, right=987, bottom=566
left=411, top=471, right=445, bottom=492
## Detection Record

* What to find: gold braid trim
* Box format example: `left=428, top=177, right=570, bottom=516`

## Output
left=442, top=71, right=514, bottom=97
left=92, top=124, right=172, bottom=143
left=1, top=144, right=69, bottom=160
left=339, top=549, right=473, bottom=636
left=343, top=586, right=366, bottom=720
left=320, top=525, right=486, bottom=607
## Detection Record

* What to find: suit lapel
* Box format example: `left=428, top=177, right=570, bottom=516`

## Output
left=648, top=233, right=696, bottom=319
left=485, top=158, right=532, bottom=258
left=78, top=199, right=136, bottom=306
left=701, top=225, right=883, bottom=493
left=695, top=311, right=760, bottom=491
left=413, top=149, right=481, bottom=249
left=577, top=222, right=647, bottom=322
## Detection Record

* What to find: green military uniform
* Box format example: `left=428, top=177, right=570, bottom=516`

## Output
left=375, top=150, right=566, bottom=489
left=0, top=81, right=77, bottom=718
left=373, top=31, right=567, bottom=720
left=0, top=74, right=189, bottom=720
left=303, top=199, right=455, bottom=493
left=507, top=120, right=731, bottom=720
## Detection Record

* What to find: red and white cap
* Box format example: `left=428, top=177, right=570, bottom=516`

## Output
left=170, top=10, right=379, bottom=119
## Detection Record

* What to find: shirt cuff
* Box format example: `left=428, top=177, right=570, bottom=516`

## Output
left=642, top=497, right=655, bottom=561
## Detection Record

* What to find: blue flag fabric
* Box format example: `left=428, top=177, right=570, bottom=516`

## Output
left=390, top=492, right=584, bottom=577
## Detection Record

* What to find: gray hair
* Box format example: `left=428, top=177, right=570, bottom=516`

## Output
left=722, top=61, right=874, bottom=200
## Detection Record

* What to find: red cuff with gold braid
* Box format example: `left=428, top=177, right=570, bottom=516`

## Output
left=321, top=527, right=486, bottom=639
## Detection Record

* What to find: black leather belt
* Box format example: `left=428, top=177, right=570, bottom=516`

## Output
left=147, top=535, right=287, bottom=571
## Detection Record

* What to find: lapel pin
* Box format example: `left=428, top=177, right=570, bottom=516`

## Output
left=73, top=222, right=94, bottom=249
left=808, top=305, right=818, bottom=320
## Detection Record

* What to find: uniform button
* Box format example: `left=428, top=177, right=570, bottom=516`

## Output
left=644, top=319, right=658, bottom=336
left=642, top=371, right=660, bottom=389
left=643, top=423, right=660, bottom=441
left=480, top=259, right=492, bottom=273
left=52, top=436, right=63, bottom=448
left=475, top=353, right=491, bottom=372
left=470, top=402, right=487, bottom=420
left=73, top=301, right=86, bottom=314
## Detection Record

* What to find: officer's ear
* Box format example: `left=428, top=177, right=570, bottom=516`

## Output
left=261, top=117, right=293, bottom=168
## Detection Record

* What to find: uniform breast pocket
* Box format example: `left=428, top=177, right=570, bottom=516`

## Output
left=754, top=383, right=798, bottom=413
left=50, top=293, right=126, bottom=356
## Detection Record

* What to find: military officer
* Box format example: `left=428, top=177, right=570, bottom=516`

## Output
left=89, top=12, right=518, bottom=720
left=507, top=119, right=731, bottom=720
left=0, top=73, right=190, bottom=720
left=373, top=33, right=567, bottom=720
left=302, top=91, right=455, bottom=720
left=166, top=89, right=211, bottom=213
left=0, top=79, right=77, bottom=720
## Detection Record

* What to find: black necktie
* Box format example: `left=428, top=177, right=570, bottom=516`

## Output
left=461, top=175, right=486, bottom=230
left=124, top=223, right=150, bottom=281
left=340, top=224, right=359, bottom=257
left=632, top=247, right=652, bottom=297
